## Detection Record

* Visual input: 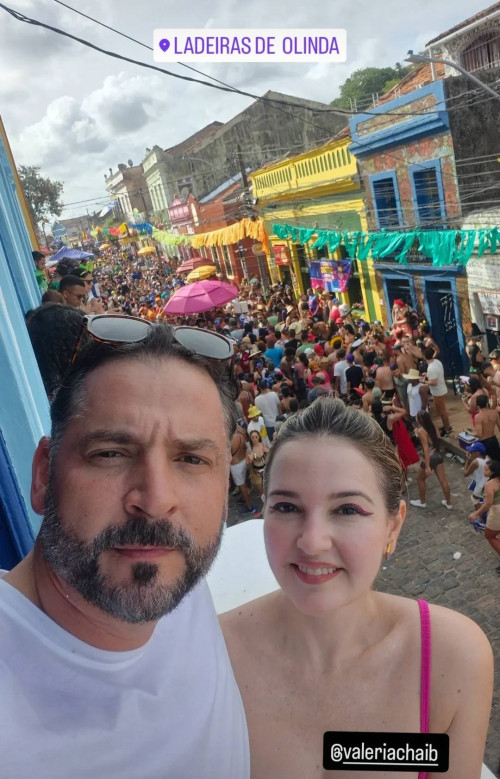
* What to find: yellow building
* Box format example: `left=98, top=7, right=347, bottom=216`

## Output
left=250, top=136, right=383, bottom=322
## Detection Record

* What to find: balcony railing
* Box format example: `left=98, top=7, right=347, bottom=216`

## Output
left=251, top=140, right=357, bottom=200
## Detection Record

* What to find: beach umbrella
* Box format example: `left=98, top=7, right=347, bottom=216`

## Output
left=137, top=246, right=156, bottom=255
left=186, top=265, right=217, bottom=282
left=163, top=279, right=238, bottom=315
left=99, top=243, right=111, bottom=250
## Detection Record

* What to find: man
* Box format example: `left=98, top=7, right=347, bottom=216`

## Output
left=473, top=394, right=500, bottom=460
left=263, top=336, right=283, bottom=369
left=255, top=378, right=281, bottom=441
left=279, top=347, right=296, bottom=381
left=345, top=353, right=364, bottom=398
left=59, top=274, right=87, bottom=308
left=333, top=347, right=349, bottom=397
left=422, top=347, right=452, bottom=436
left=227, top=317, right=245, bottom=342
left=33, top=250, right=48, bottom=293
left=0, top=325, right=249, bottom=778
left=374, top=349, right=396, bottom=399
left=404, top=368, right=429, bottom=419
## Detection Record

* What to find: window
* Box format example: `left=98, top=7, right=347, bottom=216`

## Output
left=411, top=163, right=444, bottom=226
left=462, top=30, right=500, bottom=72
left=371, top=175, right=401, bottom=228
left=221, top=245, right=233, bottom=276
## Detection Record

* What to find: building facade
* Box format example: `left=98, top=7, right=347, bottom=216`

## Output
left=104, top=162, right=153, bottom=221
left=250, top=136, right=384, bottom=321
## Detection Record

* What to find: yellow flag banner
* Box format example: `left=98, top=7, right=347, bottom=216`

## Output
left=191, top=218, right=270, bottom=253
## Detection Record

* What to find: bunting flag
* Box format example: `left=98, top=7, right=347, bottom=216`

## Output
left=191, top=217, right=270, bottom=253
left=272, top=223, right=500, bottom=267
left=152, top=229, right=192, bottom=246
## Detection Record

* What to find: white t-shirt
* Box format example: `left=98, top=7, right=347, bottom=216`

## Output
left=427, top=359, right=447, bottom=397
left=0, top=575, right=249, bottom=779
left=471, top=457, right=488, bottom=497
left=407, top=382, right=423, bottom=417
left=334, top=360, right=349, bottom=395
left=255, top=391, right=281, bottom=427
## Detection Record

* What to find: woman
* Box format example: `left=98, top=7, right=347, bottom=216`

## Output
left=221, top=399, right=492, bottom=779
left=410, top=411, right=452, bottom=510
left=294, top=353, right=308, bottom=403
left=468, top=460, right=500, bottom=559
left=246, top=430, right=269, bottom=495
left=461, top=376, right=488, bottom=426
left=371, top=399, right=419, bottom=479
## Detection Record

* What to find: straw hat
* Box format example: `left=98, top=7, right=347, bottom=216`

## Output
left=247, top=405, right=262, bottom=419
left=249, top=348, right=261, bottom=357
left=403, top=368, right=421, bottom=380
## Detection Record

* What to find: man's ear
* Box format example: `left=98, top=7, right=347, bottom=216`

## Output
left=31, top=437, right=51, bottom=516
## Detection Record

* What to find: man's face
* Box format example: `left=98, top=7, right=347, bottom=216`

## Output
left=34, top=357, right=230, bottom=624
left=63, top=284, right=86, bottom=308
left=36, top=257, right=45, bottom=271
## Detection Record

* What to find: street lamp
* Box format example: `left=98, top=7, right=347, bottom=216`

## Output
left=405, top=50, right=500, bottom=102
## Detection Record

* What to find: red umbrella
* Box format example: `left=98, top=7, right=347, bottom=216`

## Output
left=176, top=256, right=207, bottom=273
left=164, top=280, right=238, bottom=315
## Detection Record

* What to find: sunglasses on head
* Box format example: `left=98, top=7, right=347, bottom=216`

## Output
left=71, top=314, right=235, bottom=366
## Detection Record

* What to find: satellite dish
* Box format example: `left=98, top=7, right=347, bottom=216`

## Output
left=127, top=159, right=133, bottom=167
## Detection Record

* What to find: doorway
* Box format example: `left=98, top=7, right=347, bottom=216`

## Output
left=425, top=280, right=464, bottom=377
left=385, top=278, right=413, bottom=324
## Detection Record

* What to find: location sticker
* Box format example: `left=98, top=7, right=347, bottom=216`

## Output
left=153, top=29, right=347, bottom=63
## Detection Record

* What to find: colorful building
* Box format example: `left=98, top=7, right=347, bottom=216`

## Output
left=250, top=137, right=384, bottom=322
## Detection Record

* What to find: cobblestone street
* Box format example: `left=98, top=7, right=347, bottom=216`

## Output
left=227, top=456, right=500, bottom=776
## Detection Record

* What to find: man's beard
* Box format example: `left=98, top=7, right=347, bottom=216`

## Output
left=36, top=477, right=225, bottom=624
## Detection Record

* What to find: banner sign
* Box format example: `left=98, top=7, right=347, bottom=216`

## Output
left=273, top=244, right=290, bottom=266
left=309, top=259, right=352, bottom=292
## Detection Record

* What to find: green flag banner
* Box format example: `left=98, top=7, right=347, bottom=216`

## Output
left=272, top=223, right=500, bottom=267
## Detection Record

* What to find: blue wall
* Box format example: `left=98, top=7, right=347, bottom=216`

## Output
left=0, top=133, right=51, bottom=561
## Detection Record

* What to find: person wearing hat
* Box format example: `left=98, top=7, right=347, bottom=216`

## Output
left=404, top=368, right=429, bottom=420
left=464, top=442, right=489, bottom=517
left=246, top=405, right=271, bottom=447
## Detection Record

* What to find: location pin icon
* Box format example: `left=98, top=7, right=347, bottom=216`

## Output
left=159, top=38, right=170, bottom=52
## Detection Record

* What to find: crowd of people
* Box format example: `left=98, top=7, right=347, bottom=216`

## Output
left=29, top=246, right=500, bottom=558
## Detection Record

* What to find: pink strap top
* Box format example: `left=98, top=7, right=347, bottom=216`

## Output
left=417, top=599, right=431, bottom=779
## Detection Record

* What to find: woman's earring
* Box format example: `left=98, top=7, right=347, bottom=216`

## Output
left=385, top=543, right=392, bottom=561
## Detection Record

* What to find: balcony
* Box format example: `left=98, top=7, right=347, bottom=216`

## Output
left=251, top=140, right=358, bottom=202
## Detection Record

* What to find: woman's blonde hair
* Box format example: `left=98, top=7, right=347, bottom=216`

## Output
left=263, top=397, right=403, bottom=515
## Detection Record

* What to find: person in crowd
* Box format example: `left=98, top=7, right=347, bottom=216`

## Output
left=59, top=275, right=87, bottom=309
left=468, top=461, right=500, bottom=558
left=404, top=368, right=429, bottom=420
left=419, top=324, right=440, bottom=359
left=255, top=379, right=281, bottom=441
left=33, top=250, right=48, bottom=292
left=374, top=348, right=396, bottom=400
left=263, top=336, right=283, bottom=369
left=473, top=395, right=500, bottom=460
left=345, top=352, right=363, bottom=402
left=246, top=431, right=269, bottom=502
left=26, top=303, right=86, bottom=400
left=1, top=321, right=249, bottom=778
left=246, top=405, right=271, bottom=448
left=41, top=289, right=65, bottom=304
left=466, top=327, right=486, bottom=372
left=463, top=442, right=489, bottom=526
left=461, top=376, right=489, bottom=426
left=421, top=348, right=452, bottom=437
left=231, top=424, right=260, bottom=518
left=220, top=398, right=493, bottom=779
left=370, top=398, right=406, bottom=445
left=410, top=411, right=452, bottom=510
left=361, top=377, right=376, bottom=412
left=333, top=348, right=349, bottom=398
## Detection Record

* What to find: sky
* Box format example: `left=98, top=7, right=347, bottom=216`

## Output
left=0, top=0, right=483, bottom=220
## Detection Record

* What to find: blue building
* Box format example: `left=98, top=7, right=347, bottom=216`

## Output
left=0, top=118, right=50, bottom=568
left=349, top=72, right=470, bottom=377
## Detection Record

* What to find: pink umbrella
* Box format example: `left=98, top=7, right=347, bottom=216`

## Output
left=164, top=280, right=238, bottom=315
left=175, top=256, right=207, bottom=273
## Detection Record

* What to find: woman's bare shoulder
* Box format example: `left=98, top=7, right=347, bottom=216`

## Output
left=426, top=601, right=492, bottom=666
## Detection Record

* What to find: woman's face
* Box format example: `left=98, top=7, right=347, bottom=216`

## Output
left=250, top=431, right=261, bottom=445
left=263, top=438, right=405, bottom=616
left=484, top=463, right=492, bottom=478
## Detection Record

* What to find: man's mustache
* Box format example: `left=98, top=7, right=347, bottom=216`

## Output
left=89, top=516, right=196, bottom=556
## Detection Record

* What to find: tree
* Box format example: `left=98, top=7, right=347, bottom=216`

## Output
left=330, top=64, right=414, bottom=109
left=17, top=165, right=64, bottom=225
